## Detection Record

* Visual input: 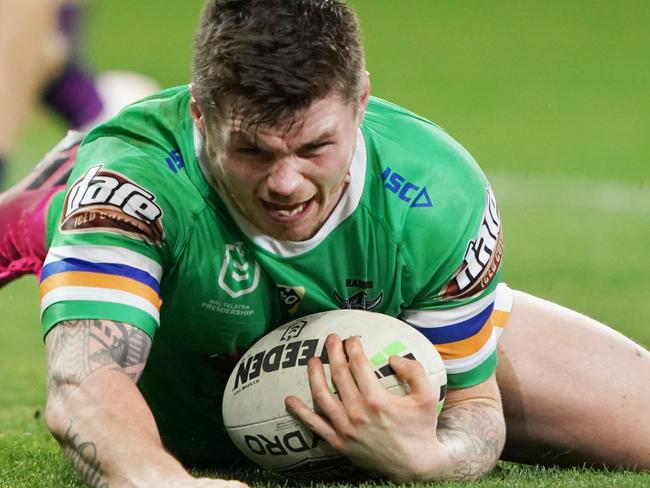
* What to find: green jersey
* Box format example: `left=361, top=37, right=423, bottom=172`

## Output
left=41, top=86, right=504, bottom=465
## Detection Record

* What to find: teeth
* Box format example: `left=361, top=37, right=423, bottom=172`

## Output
left=272, top=203, right=306, bottom=217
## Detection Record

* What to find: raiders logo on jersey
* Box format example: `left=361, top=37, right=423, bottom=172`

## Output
left=333, top=289, right=384, bottom=310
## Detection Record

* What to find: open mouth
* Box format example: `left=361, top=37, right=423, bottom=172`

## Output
left=262, top=198, right=314, bottom=220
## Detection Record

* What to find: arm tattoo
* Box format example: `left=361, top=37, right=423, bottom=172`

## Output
left=46, top=319, right=152, bottom=401
left=62, top=420, right=109, bottom=488
left=436, top=402, right=504, bottom=480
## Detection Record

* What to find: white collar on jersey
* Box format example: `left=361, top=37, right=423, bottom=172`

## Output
left=194, top=125, right=367, bottom=258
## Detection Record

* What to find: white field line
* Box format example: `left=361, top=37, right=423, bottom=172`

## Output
left=489, top=172, right=650, bottom=218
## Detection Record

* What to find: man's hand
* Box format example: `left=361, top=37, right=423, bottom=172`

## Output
left=284, top=334, right=505, bottom=482
left=285, top=333, right=445, bottom=481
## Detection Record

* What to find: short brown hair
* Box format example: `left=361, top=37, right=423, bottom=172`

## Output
left=191, top=0, right=365, bottom=132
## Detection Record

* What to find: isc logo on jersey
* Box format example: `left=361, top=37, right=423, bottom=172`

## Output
left=440, top=186, right=503, bottom=300
left=382, top=167, right=432, bottom=208
left=60, top=165, right=164, bottom=246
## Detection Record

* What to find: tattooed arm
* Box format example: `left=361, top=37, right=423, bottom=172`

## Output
left=435, top=374, right=506, bottom=480
left=45, top=320, right=248, bottom=488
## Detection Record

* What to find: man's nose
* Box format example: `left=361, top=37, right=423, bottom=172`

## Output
left=266, top=157, right=304, bottom=197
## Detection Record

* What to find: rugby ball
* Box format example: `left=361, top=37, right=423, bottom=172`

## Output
left=222, top=309, right=447, bottom=479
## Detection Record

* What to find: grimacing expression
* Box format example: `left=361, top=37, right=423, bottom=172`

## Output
left=194, top=88, right=369, bottom=242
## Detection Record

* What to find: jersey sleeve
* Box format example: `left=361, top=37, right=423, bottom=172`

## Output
left=40, top=133, right=181, bottom=339
left=396, top=124, right=504, bottom=389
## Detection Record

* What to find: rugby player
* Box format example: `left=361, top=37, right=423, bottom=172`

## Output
left=1, top=0, right=648, bottom=486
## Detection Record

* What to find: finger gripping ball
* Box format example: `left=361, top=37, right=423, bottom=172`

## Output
left=222, top=309, right=447, bottom=479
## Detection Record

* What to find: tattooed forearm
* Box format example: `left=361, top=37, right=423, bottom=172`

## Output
left=63, top=420, right=109, bottom=488
left=46, top=320, right=152, bottom=401
left=436, top=401, right=505, bottom=480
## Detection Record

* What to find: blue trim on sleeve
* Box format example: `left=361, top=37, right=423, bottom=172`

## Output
left=411, top=302, right=494, bottom=344
left=40, top=258, right=160, bottom=293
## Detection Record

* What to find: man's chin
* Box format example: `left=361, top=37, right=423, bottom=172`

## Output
left=254, top=209, right=319, bottom=242
left=255, top=215, right=317, bottom=241
left=263, top=225, right=314, bottom=242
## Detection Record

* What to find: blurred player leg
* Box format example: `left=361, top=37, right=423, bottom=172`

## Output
left=0, top=131, right=81, bottom=287
left=40, top=0, right=159, bottom=132
left=40, top=0, right=104, bottom=130
left=0, top=0, right=67, bottom=188
left=0, top=0, right=158, bottom=190
left=497, top=290, right=650, bottom=469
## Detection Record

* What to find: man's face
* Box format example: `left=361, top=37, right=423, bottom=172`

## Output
left=198, top=90, right=367, bottom=241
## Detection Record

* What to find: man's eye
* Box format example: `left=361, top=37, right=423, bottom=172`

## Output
left=305, top=142, right=331, bottom=152
left=237, top=147, right=262, bottom=155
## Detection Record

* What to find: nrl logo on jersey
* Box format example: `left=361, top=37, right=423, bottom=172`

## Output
left=218, top=242, right=260, bottom=299
left=439, top=185, right=503, bottom=300
left=60, top=165, right=164, bottom=246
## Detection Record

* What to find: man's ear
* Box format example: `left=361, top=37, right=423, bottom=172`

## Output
left=189, top=85, right=206, bottom=136
left=357, top=71, right=371, bottom=119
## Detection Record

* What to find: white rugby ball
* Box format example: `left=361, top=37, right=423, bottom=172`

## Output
left=222, top=309, right=447, bottom=479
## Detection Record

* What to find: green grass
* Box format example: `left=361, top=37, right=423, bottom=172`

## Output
left=1, top=0, right=649, bottom=486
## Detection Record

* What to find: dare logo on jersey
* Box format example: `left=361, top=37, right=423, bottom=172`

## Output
left=439, top=186, right=503, bottom=300
left=60, top=165, right=164, bottom=246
